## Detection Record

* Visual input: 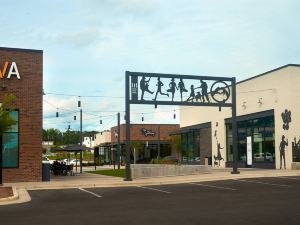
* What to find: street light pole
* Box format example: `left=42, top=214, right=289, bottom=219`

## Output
left=117, top=112, right=120, bottom=169
left=157, top=124, right=161, bottom=160
left=125, top=71, right=132, bottom=181
left=80, top=108, right=83, bottom=174
left=231, top=77, right=240, bottom=174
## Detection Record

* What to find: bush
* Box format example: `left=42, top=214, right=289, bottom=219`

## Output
left=150, top=158, right=178, bottom=165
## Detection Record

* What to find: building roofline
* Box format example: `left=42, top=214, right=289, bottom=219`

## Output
left=237, top=64, right=300, bottom=85
left=0, top=46, right=43, bottom=54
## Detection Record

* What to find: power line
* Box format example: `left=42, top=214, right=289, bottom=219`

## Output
left=45, top=92, right=124, bottom=99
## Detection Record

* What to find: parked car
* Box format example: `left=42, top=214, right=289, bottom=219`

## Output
left=69, top=159, right=81, bottom=166
left=254, top=152, right=273, bottom=162
left=42, top=156, right=55, bottom=164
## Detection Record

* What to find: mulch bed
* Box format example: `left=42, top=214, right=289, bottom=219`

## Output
left=0, top=187, right=13, bottom=198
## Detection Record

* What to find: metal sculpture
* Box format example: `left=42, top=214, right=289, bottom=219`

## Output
left=166, top=78, right=177, bottom=102
left=186, top=85, right=196, bottom=102
left=140, top=76, right=153, bottom=100
left=211, top=81, right=230, bottom=103
left=281, top=109, right=291, bottom=130
left=125, top=71, right=239, bottom=181
left=178, top=78, right=188, bottom=101
left=214, top=142, right=224, bottom=167
left=199, top=80, right=210, bottom=103
left=152, top=77, right=169, bottom=101
left=279, top=135, right=288, bottom=169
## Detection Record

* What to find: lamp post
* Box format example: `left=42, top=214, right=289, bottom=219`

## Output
left=117, top=112, right=120, bottom=169
left=79, top=107, right=83, bottom=174
left=157, top=124, right=161, bottom=160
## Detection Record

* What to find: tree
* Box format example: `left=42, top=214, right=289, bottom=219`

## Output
left=130, top=140, right=145, bottom=163
left=169, top=134, right=181, bottom=158
left=0, top=94, right=17, bottom=184
left=0, top=94, right=17, bottom=134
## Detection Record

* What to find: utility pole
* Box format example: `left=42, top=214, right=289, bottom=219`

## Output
left=124, top=72, right=132, bottom=181
left=117, top=112, right=121, bottom=169
left=157, top=124, right=161, bottom=160
left=80, top=108, right=83, bottom=173
left=231, top=77, right=240, bottom=174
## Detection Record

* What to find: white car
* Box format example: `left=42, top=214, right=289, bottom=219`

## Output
left=69, top=159, right=81, bottom=166
left=42, top=156, right=55, bottom=164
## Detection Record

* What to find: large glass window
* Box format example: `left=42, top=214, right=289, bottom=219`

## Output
left=226, top=115, right=275, bottom=164
left=181, top=130, right=200, bottom=163
left=2, top=111, right=19, bottom=168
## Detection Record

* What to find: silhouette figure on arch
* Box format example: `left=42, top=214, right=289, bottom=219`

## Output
left=178, top=78, right=188, bottom=101
left=186, top=85, right=197, bottom=102
left=152, top=77, right=169, bottom=101
left=167, top=78, right=178, bottom=101
left=198, top=80, right=210, bottom=103
left=140, top=76, right=153, bottom=100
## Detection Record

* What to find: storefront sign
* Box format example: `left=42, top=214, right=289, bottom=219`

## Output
left=140, top=128, right=155, bottom=137
left=0, top=62, right=21, bottom=79
left=247, top=136, right=252, bottom=166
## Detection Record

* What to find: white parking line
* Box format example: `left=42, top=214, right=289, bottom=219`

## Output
left=278, top=176, right=300, bottom=180
left=236, top=179, right=291, bottom=187
left=136, top=186, right=172, bottom=194
left=188, top=183, right=236, bottom=191
left=78, top=188, right=102, bottom=198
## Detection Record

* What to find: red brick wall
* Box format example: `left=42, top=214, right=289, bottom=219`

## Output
left=0, top=47, right=43, bottom=182
left=111, top=124, right=179, bottom=144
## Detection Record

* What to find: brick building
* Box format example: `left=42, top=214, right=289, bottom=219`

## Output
left=97, top=124, right=179, bottom=163
left=0, top=47, right=43, bottom=182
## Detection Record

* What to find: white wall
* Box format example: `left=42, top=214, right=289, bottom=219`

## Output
left=83, top=136, right=95, bottom=148
left=94, top=131, right=111, bottom=146
left=180, top=65, right=300, bottom=169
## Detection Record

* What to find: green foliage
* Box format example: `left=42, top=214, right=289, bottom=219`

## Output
left=130, top=140, right=145, bottom=155
left=150, top=158, right=178, bottom=165
left=0, top=94, right=17, bottom=134
left=43, top=128, right=98, bottom=146
left=169, top=135, right=181, bottom=154
left=88, top=169, right=125, bottom=178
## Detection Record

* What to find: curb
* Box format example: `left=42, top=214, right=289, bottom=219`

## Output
left=0, top=187, right=19, bottom=203
left=0, top=188, right=31, bottom=206
left=22, top=171, right=300, bottom=191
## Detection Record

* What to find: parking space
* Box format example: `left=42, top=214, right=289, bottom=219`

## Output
left=1, top=177, right=300, bottom=225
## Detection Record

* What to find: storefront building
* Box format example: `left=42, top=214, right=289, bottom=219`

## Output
left=180, top=64, right=300, bottom=169
left=96, top=124, right=179, bottom=164
left=0, top=47, right=43, bottom=182
left=95, top=130, right=112, bottom=164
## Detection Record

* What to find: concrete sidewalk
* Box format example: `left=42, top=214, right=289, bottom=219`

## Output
left=4, top=168, right=300, bottom=191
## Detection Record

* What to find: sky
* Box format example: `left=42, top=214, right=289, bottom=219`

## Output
left=1, top=0, right=300, bottom=132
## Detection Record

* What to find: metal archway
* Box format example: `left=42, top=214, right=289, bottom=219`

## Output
left=125, top=71, right=239, bottom=181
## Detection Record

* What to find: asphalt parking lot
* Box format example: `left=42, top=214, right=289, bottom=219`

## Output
left=1, top=176, right=300, bottom=225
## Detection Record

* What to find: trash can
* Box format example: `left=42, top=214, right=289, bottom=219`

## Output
left=204, top=157, right=212, bottom=166
left=42, top=163, right=51, bottom=181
